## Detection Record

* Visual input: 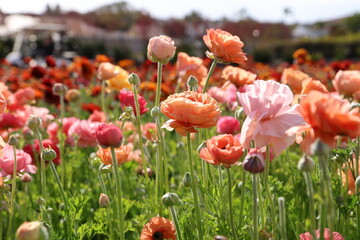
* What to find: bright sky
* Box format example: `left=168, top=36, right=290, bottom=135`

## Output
left=1, top=0, right=359, bottom=23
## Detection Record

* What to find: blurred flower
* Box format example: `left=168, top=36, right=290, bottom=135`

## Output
left=97, top=62, right=120, bottom=80
left=45, top=56, right=56, bottom=67
left=96, top=144, right=132, bottom=165
left=89, top=110, right=106, bottom=122
left=301, top=79, right=328, bottom=95
left=81, top=103, right=102, bottom=113
left=95, top=54, right=111, bottom=64
left=0, top=92, right=6, bottom=114
left=216, top=116, right=240, bottom=134
left=237, top=80, right=305, bottom=155
left=142, top=122, right=157, bottom=141
left=96, top=123, right=123, bottom=149
left=203, top=28, right=247, bottom=65
left=30, top=66, right=47, bottom=79
left=293, top=48, right=310, bottom=65
left=99, top=193, right=110, bottom=208
left=199, top=134, right=243, bottom=167
left=147, top=35, right=176, bottom=64
left=299, top=228, right=344, bottom=240
left=299, top=90, right=360, bottom=148
left=176, top=52, right=208, bottom=86
left=47, top=117, right=79, bottom=143
left=332, top=70, right=360, bottom=97
left=65, top=89, right=81, bottom=102
left=8, top=87, right=35, bottom=108
left=222, top=66, right=256, bottom=87
left=16, top=221, right=49, bottom=240
left=0, top=113, right=23, bottom=129
left=161, top=91, right=221, bottom=136
left=119, top=89, right=149, bottom=116
left=107, top=67, right=131, bottom=90
left=0, top=144, right=36, bottom=177
left=281, top=68, right=312, bottom=94
left=23, top=139, right=61, bottom=165
left=208, top=82, right=237, bottom=109
left=140, top=217, right=176, bottom=240
left=68, top=120, right=99, bottom=147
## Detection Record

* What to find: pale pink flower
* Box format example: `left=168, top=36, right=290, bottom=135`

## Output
left=0, top=144, right=36, bottom=177
left=237, top=80, right=305, bottom=155
left=299, top=228, right=344, bottom=240
left=16, top=106, right=54, bottom=128
left=208, top=82, right=237, bottom=109
left=68, top=120, right=99, bottom=147
left=9, top=87, right=35, bottom=107
left=47, top=117, right=80, bottom=143
left=332, top=70, right=360, bottom=96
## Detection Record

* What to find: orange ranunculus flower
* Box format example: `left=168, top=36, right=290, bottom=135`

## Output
left=301, top=79, right=328, bottom=95
left=161, top=91, right=221, bottom=136
left=299, top=91, right=360, bottom=147
left=281, top=68, right=312, bottom=94
left=176, top=52, right=208, bottom=86
left=96, top=144, right=132, bottom=165
left=199, top=134, right=243, bottom=167
left=342, top=156, right=360, bottom=195
left=203, top=28, right=247, bottom=65
left=140, top=217, right=176, bottom=240
left=221, top=65, right=256, bottom=87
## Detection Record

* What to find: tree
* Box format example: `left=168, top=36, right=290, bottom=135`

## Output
left=345, top=13, right=360, bottom=33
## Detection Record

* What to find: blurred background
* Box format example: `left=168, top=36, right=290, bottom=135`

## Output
left=0, top=0, right=360, bottom=64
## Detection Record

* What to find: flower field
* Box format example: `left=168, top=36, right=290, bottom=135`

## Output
left=1, top=28, right=360, bottom=240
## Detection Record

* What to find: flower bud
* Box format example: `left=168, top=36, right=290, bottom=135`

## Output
left=297, top=155, right=315, bottom=172
left=27, top=115, right=42, bottom=130
left=99, top=193, right=110, bottom=208
left=65, top=89, right=81, bottom=102
left=214, top=236, right=228, bottom=240
left=182, top=172, right=191, bottom=188
left=311, top=139, right=330, bottom=157
left=356, top=175, right=360, bottom=189
left=8, top=134, right=19, bottom=146
left=243, top=149, right=265, bottom=174
left=161, top=192, right=180, bottom=207
left=234, top=107, right=244, bottom=120
left=151, top=107, right=161, bottom=117
left=99, top=164, right=112, bottom=174
left=52, top=83, right=68, bottom=96
left=187, top=76, right=198, bottom=88
left=23, top=127, right=34, bottom=141
left=41, top=148, right=57, bottom=162
left=147, top=35, right=176, bottom=64
left=128, top=73, right=140, bottom=85
left=197, top=141, right=207, bottom=154
left=16, top=221, right=49, bottom=240
left=37, top=198, right=46, bottom=206
left=21, top=173, right=33, bottom=183
left=95, top=123, right=123, bottom=149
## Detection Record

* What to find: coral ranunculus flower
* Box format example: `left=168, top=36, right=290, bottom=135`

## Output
left=332, top=70, right=360, bottom=96
left=281, top=68, right=312, bottom=94
left=301, top=79, right=328, bottom=95
left=199, top=134, right=243, bottom=167
left=299, top=90, right=360, bottom=147
left=140, top=217, right=176, bottom=240
left=222, top=66, right=256, bottom=87
left=299, top=228, right=344, bottom=240
left=176, top=52, right=208, bottom=86
left=203, top=28, right=247, bottom=65
left=237, top=80, right=305, bottom=155
left=96, top=144, right=132, bottom=165
left=0, top=93, right=6, bottom=114
left=161, top=91, right=221, bottom=136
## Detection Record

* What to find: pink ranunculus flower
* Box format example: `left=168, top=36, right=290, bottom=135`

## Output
left=208, top=82, right=237, bottom=109
left=119, top=89, right=149, bottom=116
left=299, top=228, right=344, bottom=240
left=0, top=144, right=36, bottom=177
left=47, top=117, right=80, bottom=143
left=16, top=106, right=54, bottom=129
left=89, top=110, right=106, bottom=122
left=68, top=120, right=99, bottom=147
left=217, top=116, right=240, bottom=134
left=9, top=87, right=35, bottom=107
left=147, top=35, right=176, bottom=64
left=96, top=123, right=123, bottom=149
left=237, top=80, right=305, bottom=155
left=332, top=70, right=360, bottom=96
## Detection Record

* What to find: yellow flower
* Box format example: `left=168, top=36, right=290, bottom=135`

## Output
left=107, top=67, right=131, bottom=90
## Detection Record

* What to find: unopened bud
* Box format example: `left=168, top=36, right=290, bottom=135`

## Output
left=161, top=192, right=180, bottom=207
left=187, top=76, right=198, bottom=88
left=214, top=236, right=228, bottom=240
left=16, top=221, right=49, bottom=240
left=128, top=73, right=140, bottom=85
left=234, top=107, right=244, bottom=120
left=311, top=139, right=330, bottom=157
left=297, top=155, right=315, bottom=172
left=151, top=107, right=161, bottom=117
left=355, top=175, right=360, bottom=189
left=21, top=173, right=32, bottom=183
left=243, top=149, right=265, bottom=174
left=41, top=148, right=57, bottom=162
left=99, top=193, right=110, bottom=208
left=52, top=83, right=68, bottom=96
left=37, top=198, right=46, bottom=206
left=99, top=164, right=112, bottom=174
left=8, top=135, right=19, bottom=146
left=182, top=172, right=191, bottom=188
left=27, top=115, right=42, bottom=130
left=65, top=89, right=81, bottom=102
left=23, top=127, right=34, bottom=141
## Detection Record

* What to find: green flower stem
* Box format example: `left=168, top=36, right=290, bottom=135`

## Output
left=170, top=206, right=182, bottom=240
left=35, top=129, right=46, bottom=196
left=154, top=142, right=163, bottom=216
left=110, top=147, right=125, bottom=240
left=186, top=132, right=203, bottom=240
left=101, top=79, right=107, bottom=115
left=59, top=94, right=67, bottom=188
left=239, top=169, right=247, bottom=228
left=155, top=62, right=163, bottom=108
left=257, top=178, right=265, bottom=228
left=132, top=84, right=148, bottom=179
left=304, top=171, right=317, bottom=239
left=264, top=146, right=276, bottom=236
left=202, top=59, right=218, bottom=93
left=252, top=174, right=259, bottom=240
left=218, top=166, right=224, bottom=215
left=5, top=146, right=17, bottom=240
left=356, top=136, right=360, bottom=239
left=226, top=168, right=238, bottom=240
left=278, top=197, right=287, bottom=240
left=106, top=208, right=115, bottom=240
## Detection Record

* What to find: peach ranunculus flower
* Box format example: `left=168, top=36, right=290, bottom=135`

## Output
left=237, top=80, right=305, bottom=155
left=332, top=70, right=360, bottom=97
left=203, top=28, right=247, bottom=65
left=286, top=125, right=316, bottom=156
left=96, top=144, right=132, bottom=165
left=199, top=134, right=243, bottom=167
left=161, top=91, right=221, bottom=136
left=281, top=68, right=312, bottom=94
left=301, top=79, right=328, bottom=95
left=97, top=62, right=120, bottom=80
left=0, top=92, right=6, bottom=115
left=299, top=90, right=360, bottom=148
left=107, top=67, right=131, bottom=90
left=222, top=66, right=256, bottom=87
left=147, top=35, right=176, bottom=64
left=299, top=228, right=344, bottom=240
left=176, top=52, right=208, bottom=86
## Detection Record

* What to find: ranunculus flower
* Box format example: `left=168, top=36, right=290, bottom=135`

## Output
left=97, top=62, right=120, bottom=80
left=222, top=66, right=256, bottom=87
left=0, top=144, right=36, bottom=177
left=147, top=35, right=176, bottom=64
left=176, top=52, right=208, bottom=87
left=89, top=110, right=106, bottom=122
left=0, top=113, right=23, bottom=129
left=299, top=228, right=344, bottom=240
left=96, top=144, right=132, bottom=165
left=23, top=139, right=61, bottom=165
left=203, top=28, right=247, bottom=65
left=47, top=117, right=80, bottom=143
left=107, top=67, right=131, bottom=90
left=199, top=134, right=243, bottom=167
left=68, top=120, right=99, bottom=147
left=9, top=87, right=35, bottom=108
left=299, top=90, right=360, bottom=148
left=0, top=92, right=6, bottom=114
left=142, top=122, right=157, bottom=141
left=16, top=221, right=49, bottom=240
left=161, top=91, right=221, bottom=136
left=301, top=79, right=328, bottom=95
left=208, top=82, right=238, bottom=109
left=281, top=68, right=312, bottom=94
left=216, top=116, right=240, bottom=134
left=119, top=89, right=149, bottom=116
left=332, top=70, right=360, bottom=96
left=140, top=217, right=176, bottom=240
left=96, top=123, right=123, bottom=149
left=237, top=80, right=305, bottom=155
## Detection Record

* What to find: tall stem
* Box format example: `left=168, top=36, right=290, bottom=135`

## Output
left=186, top=132, right=203, bottom=240
left=304, top=171, right=317, bottom=239
left=202, top=59, right=218, bottom=93
left=35, top=129, right=46, bottom=196
left=101, top=80, right=106, bottom=115
left=264, top=146, right=276, bottom=236
left=226, top=168, right=237, bottom=240
left=110, top=147, right=125, bottom=240
left=239, top=169, right=247, bottom=227
left=252, top=174, right=259, bottom=240
left=170, top=206, right=182, bottom=240
left=355, top=136, right=360, bottom=239
left=59, top=94, right=67, bottom=188
left=155, top=62, right=163, bottom=108
left=5, top=146, right=17, bottom=240
left=278, top=197, right=287, bottom=240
